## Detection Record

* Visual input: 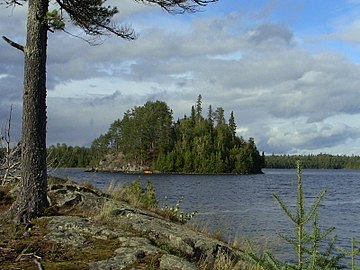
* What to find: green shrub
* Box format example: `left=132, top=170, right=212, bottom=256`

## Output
left=121, top=180, right=158, bottom=209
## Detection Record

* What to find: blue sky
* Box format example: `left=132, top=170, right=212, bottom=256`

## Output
left=1, top=0, right=360, bottom=155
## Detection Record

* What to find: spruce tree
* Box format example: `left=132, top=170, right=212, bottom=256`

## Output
left=229, top=111, right=237, bottom=141
left=207, top=105, right=214, bottom=126
left=195, top=94, right=203, bottom=122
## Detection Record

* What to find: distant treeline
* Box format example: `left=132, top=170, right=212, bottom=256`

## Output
left=43, top=149, right=360, bottom=170
left=0, top=144, right=90, bottom=169
left=265, top=154, right=360, bottom=169
left=47, top=144, right=94, bottom=168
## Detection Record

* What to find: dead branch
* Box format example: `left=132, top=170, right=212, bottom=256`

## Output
left=1, top=142, right=21, bottom=185
left=34, top=258, right=45, bottom=270
left=5, top=105, right=12, bottom=156
left=2, top=36, right=24, bottom=52
left=1, top=106, right=21, bottom=185
left=2, top=0, right=26, bottom=7
left=134, top=0, right=218, bottom=14
left=15, top=244, right=30, bottom=262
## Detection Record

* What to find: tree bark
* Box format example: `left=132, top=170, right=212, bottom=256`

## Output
left=8, top=0, right=49, bottom=223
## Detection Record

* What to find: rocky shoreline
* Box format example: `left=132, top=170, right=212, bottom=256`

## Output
left=0, top=177, right=251, bottom=269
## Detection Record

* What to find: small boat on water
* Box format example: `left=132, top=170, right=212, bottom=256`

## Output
left=143, top=170, right=153, bottom=174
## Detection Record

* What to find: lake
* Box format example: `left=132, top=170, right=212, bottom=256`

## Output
left=49, top=168, right=360, bottom=262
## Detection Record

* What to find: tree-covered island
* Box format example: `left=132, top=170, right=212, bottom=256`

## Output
left=94, top=96, right=264, bottom=174
left=48, top=96, right=265, bottom=174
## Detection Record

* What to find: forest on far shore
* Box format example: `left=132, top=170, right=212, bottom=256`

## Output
left=41, top=148, right=360, bottom=171
left=265, top=153, right=360, bottom=169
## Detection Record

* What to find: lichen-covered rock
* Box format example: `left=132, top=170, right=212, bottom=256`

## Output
left=45, top=216, right=131, bottom=247
left=97, top=152, right=146, bottom=172
left=48, top=183, right=105, bottom=212
left=159, top=254, right=198, bottom=270
left=113, top=209, right=243, bottom=264
left=90, top=237, right=165, bottom=270
left=43, top=181, right=245, bottom=269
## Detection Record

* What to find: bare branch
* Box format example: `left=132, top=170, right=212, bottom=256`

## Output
left=1, top=0, right=26, bottom=7
left=134, top=0, right=218, bottom=14
left=5, top=105, right=12, bottom=155
left=34, top=258, right=45, bottom=270
left=62, top=28, right=105, bottom=46
left=1, top=106, right=21, bottom=185
left=2, top=36, right=24, bottom=52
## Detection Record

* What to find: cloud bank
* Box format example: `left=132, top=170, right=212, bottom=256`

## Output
left=1, top=1, right=360, bottom=155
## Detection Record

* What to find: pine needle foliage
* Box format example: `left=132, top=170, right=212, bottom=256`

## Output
left=245, top=161, right=345, bottom=270
left=337, top=238, right=360, bottom=270
left=274, top=161, right=344, bottom=269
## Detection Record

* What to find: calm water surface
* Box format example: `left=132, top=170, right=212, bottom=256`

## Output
left=50, top=168, right=360, bottom=261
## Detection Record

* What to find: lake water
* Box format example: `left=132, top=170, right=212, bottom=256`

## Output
left=49, top=168, right=360, bottom=262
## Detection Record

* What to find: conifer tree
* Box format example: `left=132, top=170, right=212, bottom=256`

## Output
left=214, top=107, right=225, bottom=125
left=195, top=94, right=203, bottom=122
left=207, top=105, right=214, bottom=126
left=229, top=111, right=237, bottom=141
left=190, top=106, right=196, bottom=126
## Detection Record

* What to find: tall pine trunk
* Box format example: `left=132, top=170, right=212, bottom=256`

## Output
left=9, top=0, right=49, bottom=223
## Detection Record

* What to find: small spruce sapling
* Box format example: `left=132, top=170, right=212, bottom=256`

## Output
left=273, top=160, right=343, bottom=269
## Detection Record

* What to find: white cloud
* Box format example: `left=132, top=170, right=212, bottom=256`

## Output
left=265, top=119, right=360, bottom=154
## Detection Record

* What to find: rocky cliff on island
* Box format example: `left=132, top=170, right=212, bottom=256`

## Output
left=91, top=153, right=150, bottom=173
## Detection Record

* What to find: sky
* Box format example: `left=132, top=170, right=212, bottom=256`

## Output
left=1, top=0, right=360, bottom=155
